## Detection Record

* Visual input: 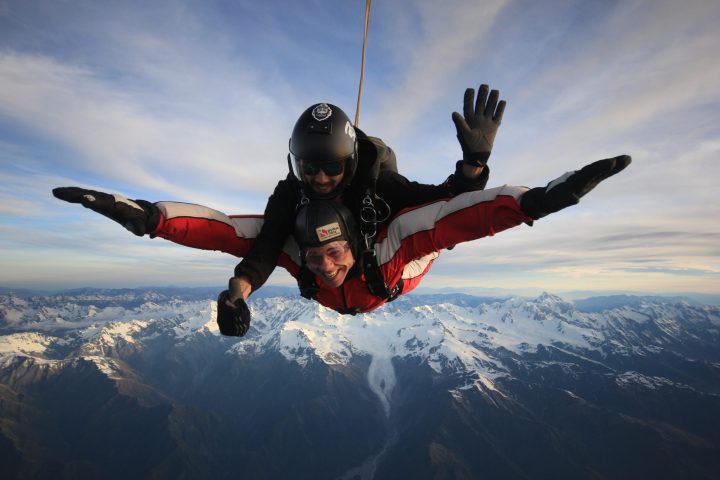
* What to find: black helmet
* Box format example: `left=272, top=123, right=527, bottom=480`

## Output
left=288, top=103, right=358, bottom=199
left=294, top=200, right=360, bottom=257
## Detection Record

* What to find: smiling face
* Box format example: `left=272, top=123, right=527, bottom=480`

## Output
left=303, top=240, right=355, bottom=288
left=304, top=168, right=344, bottom=196
left=300, top=159, right=346, bottom=196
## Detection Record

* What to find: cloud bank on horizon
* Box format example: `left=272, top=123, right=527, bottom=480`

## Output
left=0, top=0, right=718, bottom=294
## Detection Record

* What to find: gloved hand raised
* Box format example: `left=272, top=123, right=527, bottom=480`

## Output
left=216, top=290, right=251, bottom=337
left=452, top=84, right=506, bottom=167
left=520, top=155, right=632, bottom=219
left=52, top=187, right=159, bottom=236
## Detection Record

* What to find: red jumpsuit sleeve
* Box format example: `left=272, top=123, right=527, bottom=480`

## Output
left=375, top=185, right=533, bottom=274
left=151, top=201, right=263, bottom=258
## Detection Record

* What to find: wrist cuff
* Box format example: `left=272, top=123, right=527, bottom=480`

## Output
left=447, top=160, right=489, bottom=194
left=463, top=151, right=491, bottom=167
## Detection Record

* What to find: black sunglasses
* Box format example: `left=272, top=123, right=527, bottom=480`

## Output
left=302, top=160, right=345, bottom=177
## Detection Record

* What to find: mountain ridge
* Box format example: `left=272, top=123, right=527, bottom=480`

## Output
left=1, top=289, right=719, bottom=479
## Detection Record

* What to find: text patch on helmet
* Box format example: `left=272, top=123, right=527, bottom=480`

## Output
left=316, top=222, right=342, bottom=242
left=344, top=120, right=357, bottom=141
left=312, top=103, right=332, bottom=122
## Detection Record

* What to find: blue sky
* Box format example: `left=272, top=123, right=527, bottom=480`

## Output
left=1, top=0, right=718, bottom=296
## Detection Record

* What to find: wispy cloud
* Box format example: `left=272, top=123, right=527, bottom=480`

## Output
left=0, top=0, right=718, bottom=294
left=0, top=50, right=290, bottom=200
left=367, top=0, right=510, bottom=141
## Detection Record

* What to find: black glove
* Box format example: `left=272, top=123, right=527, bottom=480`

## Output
left=451, top=84, right=506, bottom=167
left=216, top=290, right=251, bottom=337
left=52, top=187, right=159, bottom=236
left=520, top=155, right=632, bottom=219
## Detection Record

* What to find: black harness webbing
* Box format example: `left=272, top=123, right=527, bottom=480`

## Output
left=361, top=248, right=399, bottom=301
left=298, top=265, right=320, bottom=300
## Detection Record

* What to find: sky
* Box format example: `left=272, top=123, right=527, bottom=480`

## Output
left=0, top=0, right=718, bottom=297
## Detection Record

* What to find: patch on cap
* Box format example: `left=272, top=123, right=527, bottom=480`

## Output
left=312, top=103, right=332, bottom=122
left=316, top=222, right=342, bottom=242
left=344, top=120, right=356, bottom=140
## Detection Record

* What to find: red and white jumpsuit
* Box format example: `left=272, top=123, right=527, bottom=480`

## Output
left=150, top=185, right=532, bottom=314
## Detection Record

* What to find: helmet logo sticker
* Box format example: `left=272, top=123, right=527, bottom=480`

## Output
left=316, top=222, right=342, bottom=242
left=312, top=103, right=332, bottom=122
left=344, top=121, right=356, bottom=141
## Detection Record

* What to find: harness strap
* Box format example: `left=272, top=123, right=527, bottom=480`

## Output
left=297, top=265, right=320, bottom=300
left=387, top=278, right=403, bottom=302
left=361, top=248, right=402, bottom=301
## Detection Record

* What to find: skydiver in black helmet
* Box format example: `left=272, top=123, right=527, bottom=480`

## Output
left=226, top=83, right=506, bottom=314
left=52, top=82, right=507, bottom=328
left=52, top=154, right=631, bottom=337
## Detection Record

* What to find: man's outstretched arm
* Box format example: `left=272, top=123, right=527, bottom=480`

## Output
left=53, top=186, right=292, bottom=338
left=53, top=187, right=262, bottom=257
left=377, top=155, right=632, bottom=267
left=52, top=187, right=160, bottom=236
left=520, top=155, right=631, bottom=219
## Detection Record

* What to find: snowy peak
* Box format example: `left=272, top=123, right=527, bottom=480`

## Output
left=2, top=289, right=720, bottom=479
left=1, top=291, right=719, bottom=385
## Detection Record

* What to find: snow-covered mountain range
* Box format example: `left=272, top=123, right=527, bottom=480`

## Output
left=1, top=289, right=719, bottom=479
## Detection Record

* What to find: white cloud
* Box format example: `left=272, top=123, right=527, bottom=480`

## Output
left=1, top=0, right=719, bottom=295
left=366, top=0, right=510, bottom=139
left=0, top=50, right=292, bottom=203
